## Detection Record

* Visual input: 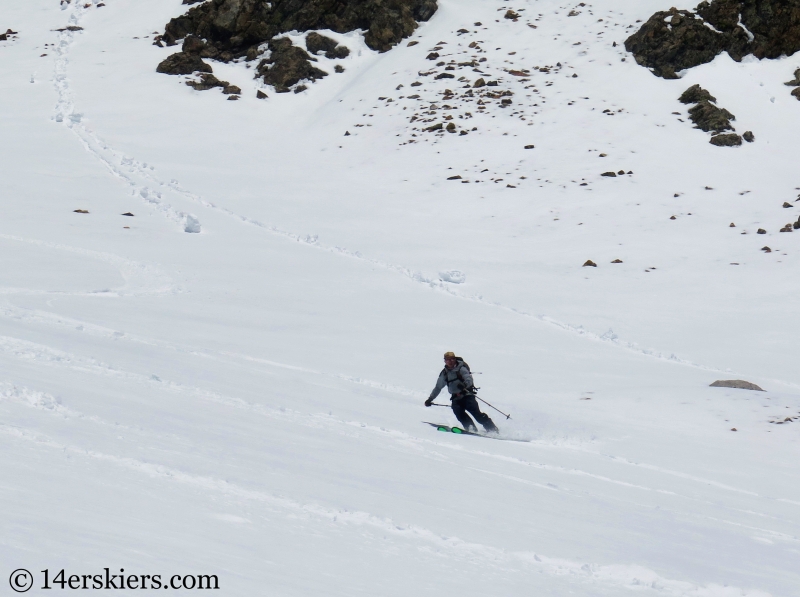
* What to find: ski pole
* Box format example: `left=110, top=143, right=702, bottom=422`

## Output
left=476, top=396, right=511, bottom=420
left=428, top=403, right=450, bottom=408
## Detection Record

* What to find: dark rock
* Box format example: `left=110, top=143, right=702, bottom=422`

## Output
left=306, top=32, right=350, bottom=58
left=156, top=51, right=212, bottom=75
left=294, top=84, right=307, bottom=93
left=679, top=84, right=716, bottom=104
left=730, top=222, right=736, bottom=227
left=601, top=171, right=617, bottom=177
left=625, top=8, right=732, bottom=78
left=757, top=228, right=767, bottom=234
left=627, top=0, right=800, bottom=79
left=435, top=72, right=454, bottom=79
left=784, top=201, right=793, bottom=208
left=186, top=73, right=226, bottom=90
left=447, top=174, right=462, bottom=179
left=617, top=170, right=625, bottom=175
left=256, top=90, right=268, bottom=99
left=426, top=123, right=443, bottom=131
left=73, top=209, right=89, bottom=213
left=446, top=122, right=456, bottom=132
left=611, top=259, right=623, bottom=263
left=426, top=52, right=439, bottom=60
left=670, top=215, right=677, bottom=219
left=762, top=245, right=771, bottom=251
left=742, top=130, right=754, bottom=142
left=785, top=67, right=800, bottom=85
left=487, top=80, right=498, bottom=86
left=0, top=34, right=6, bottom=41
left=583, top=260, right=597, bottom=267
left=710, top=379, right=764, bottom=391
left=256, top=38, right=326, bottom=92
left=689, top=101, right=735, bottom=132
left=792, top=87, right=800, bottom=100
left=524, top=144, right=534, bottom=149
left=407, top=40, right=418, bottom=46
left=227, top=94, right=240, bottom=100
left=223, top=84, right=242, bottom=94
left=182, top=35, right=206, bottom=54
left=504, top=10, right=520, bottom=20
left=709, top=132, right=742, bottom=146
left=122, top=212, right=135, bottom=216
left=334, top=64, right=344, bottom=73
left=473, top=77, right=486, bottom=87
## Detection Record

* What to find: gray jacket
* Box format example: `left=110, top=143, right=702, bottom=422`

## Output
left=429, top=362, right=474, bottom=400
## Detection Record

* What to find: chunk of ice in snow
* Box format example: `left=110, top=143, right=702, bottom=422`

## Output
left=184, top=214, right=201, bottom=233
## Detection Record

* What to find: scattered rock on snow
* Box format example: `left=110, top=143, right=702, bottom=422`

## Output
left=679, top=84, right=716, bottom=104
left=757, top=228, right=767, bottom=234
left=583, top=260, right=597, bottom=267
left=156, top=51, right=212, bottom=75
left=785, top=67, right=800, bottom=86
left=743, top=130, right=754, bottom=142
left=305, top=32, right=350, bottom=59
left=186, top=73, right=227, bottom=91
left=709, top=133, right=742, bottom=146
left=73, top=209, right=89, bottom=214
left=601, top=171, right=617, bottom=177
left=710, top=379, right=765, bottom=391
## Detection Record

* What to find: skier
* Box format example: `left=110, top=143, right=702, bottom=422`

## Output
left=425, top=352, right=498, bottom=433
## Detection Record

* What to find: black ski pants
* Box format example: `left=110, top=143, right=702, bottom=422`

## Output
left=451, top=394, right=497, bottom=432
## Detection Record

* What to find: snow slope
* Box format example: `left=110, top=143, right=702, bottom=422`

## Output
left=1, top=0, right=799, bottom=595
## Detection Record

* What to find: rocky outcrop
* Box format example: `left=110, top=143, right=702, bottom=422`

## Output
left=679, top=84, right=747, bottom=146
left=626, top=0, right=800, bottom=78
left=688, top=100, right=735, bottom=133
left=256, top=38, right=327, bottom=93
left=158, top=0, right=437, bottom=93
left=161, top=0, right=437, bottom=57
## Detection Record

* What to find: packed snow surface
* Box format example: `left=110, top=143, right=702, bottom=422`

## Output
left=2, top=0, right=799, bottom=595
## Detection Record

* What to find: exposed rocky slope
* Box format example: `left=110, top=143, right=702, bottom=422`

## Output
left=156, top=0, right=437, bottom=92
left=626, top=0, right=800, bottom=78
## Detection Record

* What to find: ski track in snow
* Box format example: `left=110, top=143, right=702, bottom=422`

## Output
left=0, top=421, right=774, bottom=597
left=1, top=332, right=795, bottom=525
left=45, top=2, right=784, bottom=391
left=0, top=233, right=175, bottom=297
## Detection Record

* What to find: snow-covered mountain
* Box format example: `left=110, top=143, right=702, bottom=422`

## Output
left=2, top=0, right=799, bottom=595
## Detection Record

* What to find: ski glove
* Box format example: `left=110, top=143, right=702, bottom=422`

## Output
left=424, top=397, right=434, bottom=407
